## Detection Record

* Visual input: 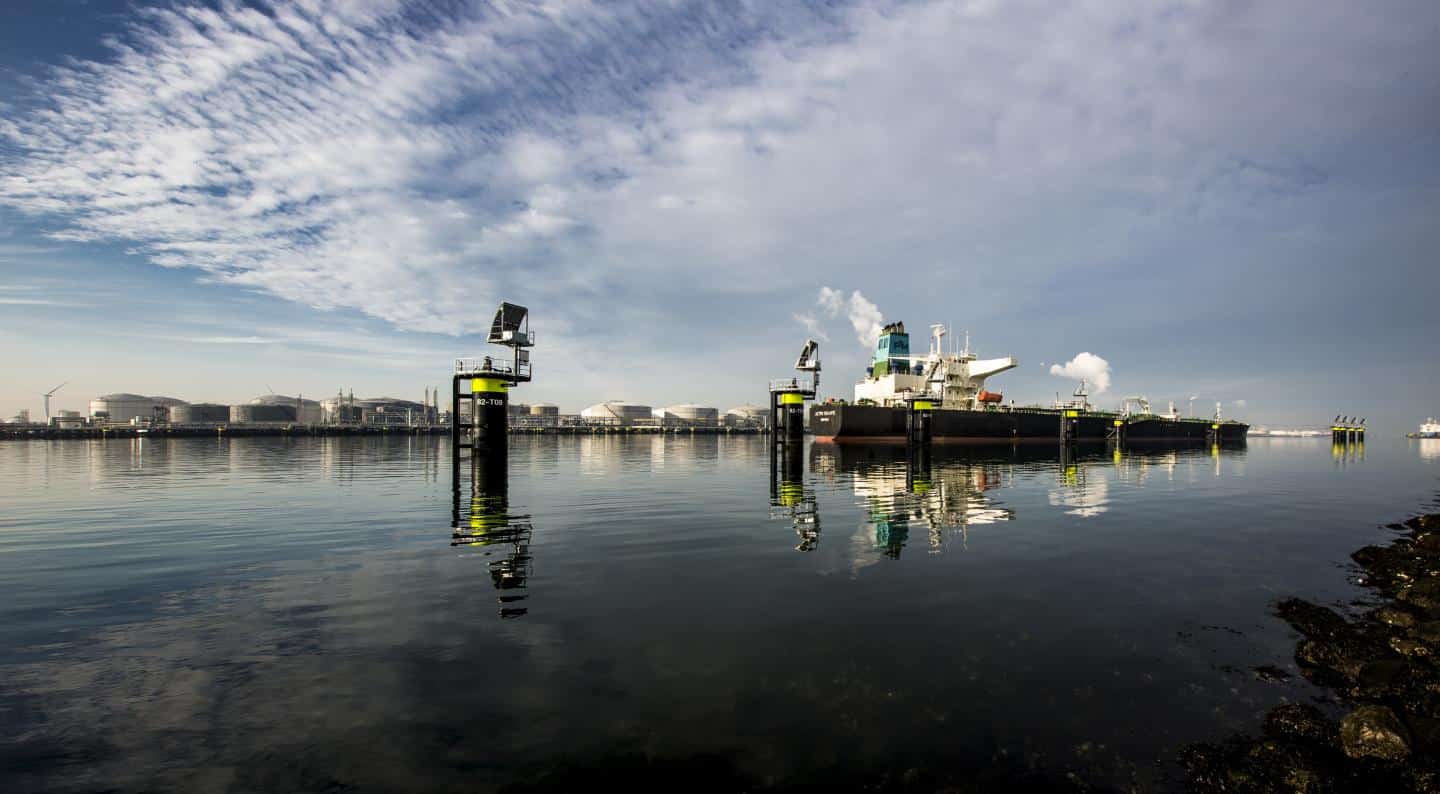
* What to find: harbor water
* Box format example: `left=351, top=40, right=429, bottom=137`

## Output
left=2, top=436, right=1438, bottom=791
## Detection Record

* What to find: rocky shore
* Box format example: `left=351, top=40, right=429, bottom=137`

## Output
left=1183, top=512, right=1440, bottom=793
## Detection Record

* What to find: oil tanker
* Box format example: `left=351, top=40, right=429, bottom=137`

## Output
left=808, top=322, right=1248, bottom=444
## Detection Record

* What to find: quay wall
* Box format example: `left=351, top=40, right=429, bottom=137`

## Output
left=0, top=424, right=768, bottom=441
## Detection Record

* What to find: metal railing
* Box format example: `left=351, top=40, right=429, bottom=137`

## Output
left=455, top=357, right=532, bottom=380
left=769, top=377, right=815, bottom=393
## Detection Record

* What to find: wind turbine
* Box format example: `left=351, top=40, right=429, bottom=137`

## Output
left=40, top=382, right=66, bottom=422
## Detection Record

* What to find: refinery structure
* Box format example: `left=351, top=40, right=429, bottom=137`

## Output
left=5, top=386, right=764, bottom=434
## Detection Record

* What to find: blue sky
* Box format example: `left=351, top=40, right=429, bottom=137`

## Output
left=1, top=0, right=1437, bottom=428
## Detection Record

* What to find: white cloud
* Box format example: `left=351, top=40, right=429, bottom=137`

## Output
left=1049, top=352, right=1112, bottom=394
left=185, top=336, right=275, bottom=345
left=0, top=0, right=1433, bottom=360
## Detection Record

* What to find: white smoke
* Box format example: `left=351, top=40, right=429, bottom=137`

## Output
left=803, top=286, right=886, bottom=348
left=1049, top=352, right=1112, bottom=394
left=792, top=311, right=829, bottom=342
left=1233, top=399, right=1247, bottom=408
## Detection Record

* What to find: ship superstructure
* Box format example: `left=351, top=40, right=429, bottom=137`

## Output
left=1418, top=419, right=1440, bottom=439
left=853, top=323, right=1017, bottom=409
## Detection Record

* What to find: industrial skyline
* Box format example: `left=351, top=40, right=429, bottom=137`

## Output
left=1, top=1, right=1437, bottom=428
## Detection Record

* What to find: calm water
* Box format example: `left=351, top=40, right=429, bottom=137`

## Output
left=2, top=436, right=1439, bottom=792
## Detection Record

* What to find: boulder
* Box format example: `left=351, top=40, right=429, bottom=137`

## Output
left=1339, top=705, right=1411, bottom=760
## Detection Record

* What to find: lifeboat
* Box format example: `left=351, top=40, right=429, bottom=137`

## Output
left=977, top=390, right=1003, bottom=403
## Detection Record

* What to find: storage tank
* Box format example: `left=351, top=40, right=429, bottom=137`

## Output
left=353, top=397, right=425, bottom=426
left=170, top=403, right=230, bottom=424
left=230, top=403, right=296, bottom=423
left=90, top=393, right=168, bottom=424
left=656, top=404, right=719, bottom=427
left=529, top=403, right=559, bottom=417
left=247, top=394, right=321, bottom=424
left=507, top=402, right=531, bottom=416
left=724, top=404, right=769, bottom=427
left=580, top=401, right=652, bottom=425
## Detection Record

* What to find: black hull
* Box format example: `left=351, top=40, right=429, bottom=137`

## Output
left=810, top=404, right=1248, bottom=444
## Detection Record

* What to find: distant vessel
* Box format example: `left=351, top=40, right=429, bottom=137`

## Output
left=810, top=322, right=1249, bottom=443
left=1412, top=418, right=1440, bottom=439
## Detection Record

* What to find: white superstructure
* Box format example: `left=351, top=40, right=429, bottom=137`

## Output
left=853, top=323, right=1017, bottom=409
left=1419, top=418, right=1440, bottom=438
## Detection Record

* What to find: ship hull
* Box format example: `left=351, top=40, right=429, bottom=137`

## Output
left=810, top=404, right=1248, bottom=444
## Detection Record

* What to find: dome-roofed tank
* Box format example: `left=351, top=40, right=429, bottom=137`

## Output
left=580, top=401, right=652, bottom=425
left=655, top=404, right=719, bottom=427
left=529, top=403, right=559, bottom=417
left=248, top=394, right=322, bottom=424
left=170, top=403, right=230, bottom=424
left=724, top=404, right=769, bottom=427
left=89, top=393, right=188, bottom=424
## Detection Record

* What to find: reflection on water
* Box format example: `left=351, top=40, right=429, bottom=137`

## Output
left=770, top=443, right=820, bottom=551
left=1333, top=440, right=1366, bottom=465
left=1414, top=438, right=1439, bottom=461
left=3, top=435, right=1439, bottom=792
left=812, top=444, right=1018, bottom=559
left=452, top=453, right=534, bottom=618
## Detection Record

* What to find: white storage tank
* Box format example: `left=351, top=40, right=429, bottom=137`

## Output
left=724, top=404, right=769, bottom=427
left=246, top=394, right=322, bottom=424
left=580, top=401, right=652, bottom=425
left=90, top=393, right=180, bottom=424
left=655, top=404, right=719, bottom=427
left=529, top=403, right=559, bottom=417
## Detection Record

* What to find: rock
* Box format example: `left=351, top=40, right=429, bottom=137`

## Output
left=1355, top=659, right=1418, bottom=699
left=1264, top=704, right=1337, bottom=747
left=1390, top=636, right=1431, bottom=658
left=1406, top=514, right=1440, bottom=532
left=1377, top=607, right=1418, bottom=629
left=1277, top=599, right=1353, bottom=641
left=1414, top=533, right=1440, bottom=555
left=1414, top=621, right=1440, bottom=644
left=1297, top=639, right=1366, bottom=682
left=1254, top=665, right=1293, bottom=682
left=1399, top=580, right=1440, bottom=611
left=1339, top=705, right=1411, bottom=760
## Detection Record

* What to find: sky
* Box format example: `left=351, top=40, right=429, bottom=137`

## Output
left=1, top=0, right=1437, bottom=429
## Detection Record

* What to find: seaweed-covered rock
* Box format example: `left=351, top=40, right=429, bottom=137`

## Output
left=1296, top=639, right=1366, bottom=682
left=1339, top=705, right=1411, bottom=760
left=1391, top=636, right=1432, bottom=658
left=1377, top=607, right=1418, bottom=629
left=1355, top=658, right=1418, bottom=699
left=1407, top=515, right=1440, bottom=532
left=1414, top=621, right=1440, bottom=644
left=1263, top=704, right=1337, bottom=747
left=1277, top=599, right=1354, bottom=641
left=1400, top=579, right=1440, bottom=611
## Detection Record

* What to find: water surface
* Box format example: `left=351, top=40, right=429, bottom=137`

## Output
left=2, top=436, right=1438, bottom=791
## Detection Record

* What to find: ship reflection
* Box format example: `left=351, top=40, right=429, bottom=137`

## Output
left=813, top=442, right=1249, bottom=559
left=451, top=453, right=534, bottom=618
left=770, top=442, right=820, bottom=551
left=812, top=444, right=1016, bottom=559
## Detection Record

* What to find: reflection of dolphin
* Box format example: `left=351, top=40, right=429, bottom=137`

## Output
left=769, top=442, right=820, bottom=551
left=451, top=452, right=534, bottom=618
